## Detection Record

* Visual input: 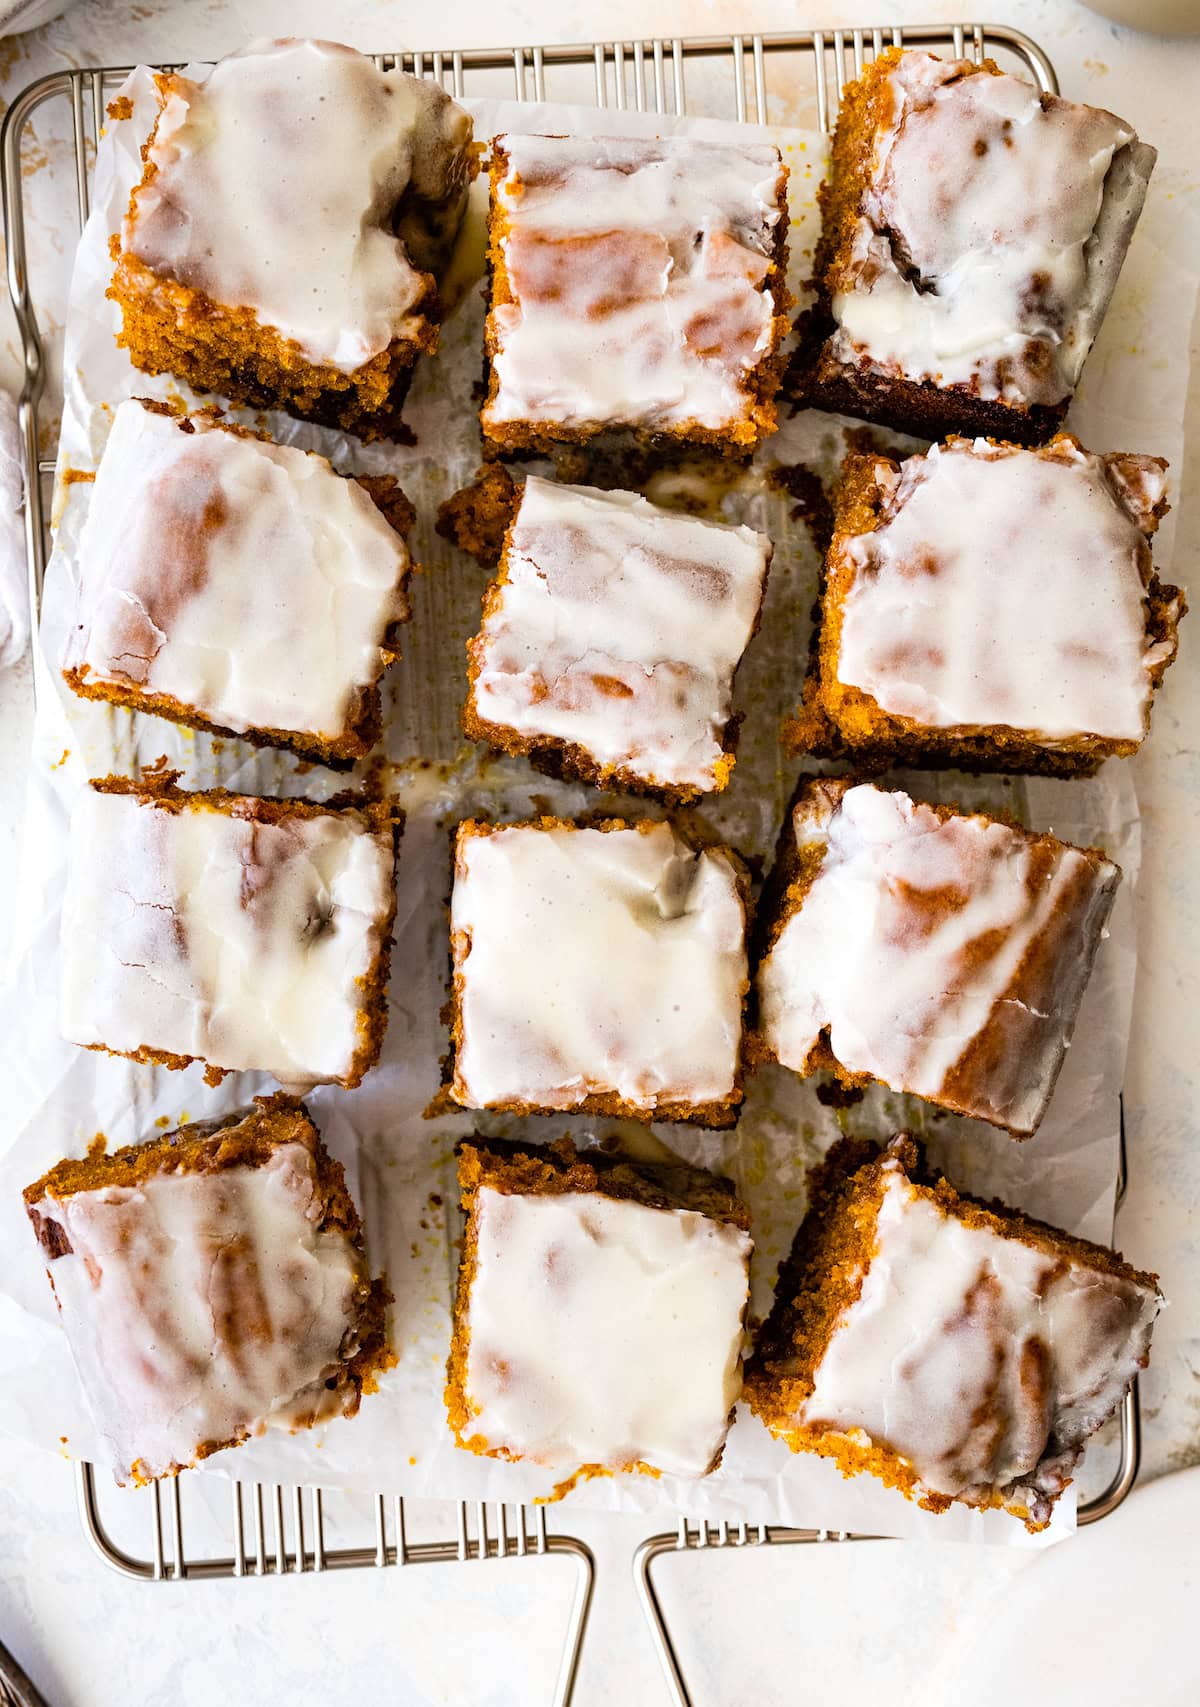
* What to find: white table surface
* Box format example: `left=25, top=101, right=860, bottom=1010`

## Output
left=0, top=3, right=1197, bottom=1704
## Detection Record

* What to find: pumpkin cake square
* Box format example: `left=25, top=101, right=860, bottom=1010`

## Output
left=481, top=133, right=790, bottom=453
left=789, top=48, right=1155, bottom=443
left=59, top=772, right=400, bottom=1089
left=789, top=434, right=1184, bottom=776
left=463, top=474, right=772, bottom=799
left=24, top=1095, right=392, bottom=1486
left=446, top=1136, right=752, bottom=1480
left=449, top=818, right=749, bottom=1126
left=753, top=779, right=1119, bottom=1138
left=108, top=38, right=475, bottom=439
left=63, top=399, right=416, bottom=767
left=745, top=1135, right=1160, bottom=1531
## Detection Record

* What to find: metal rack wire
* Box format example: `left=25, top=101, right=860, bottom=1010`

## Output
left=2, top=21, right=1136, bottom=1707
left=0, top=1634, right=52, bottom=1707
left=73, top=1464, right=593, bottom=1706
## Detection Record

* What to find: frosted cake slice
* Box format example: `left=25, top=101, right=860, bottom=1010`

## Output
left=60, top=771, right=400, bottom=1089
left=449, top=818, right=749, bottom=1127
left=790, top=434, right=1184, bottom=776
left=464, top=475, right=772, bottom=798
left=753, top=779, right=1119, bottom=1137
left=482, top=133, right=790, bottom=452
left=745, top=1135, right=1160, bottom=1531
left=24, top=1095, right=392, bottom=1485
left=64, top=399, right=415, bottom=767
left=108, top=38, right=475, bottom=438
left=446, top=1137, right=752, bottom=1479
left=790, top=48, right=1156, bottom=442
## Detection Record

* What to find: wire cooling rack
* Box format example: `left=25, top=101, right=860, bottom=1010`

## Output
left=0, top=21, right=1139, bottom=1707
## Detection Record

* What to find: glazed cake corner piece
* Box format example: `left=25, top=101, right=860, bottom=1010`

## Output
left=463, top=475, right=773, bottom=800
left=481, top=132, right=791, bottom=453
left=790, top=46, right=1156, bottom=442
left=445, top=1137, right=753, bottom=1479
left=23, top=1094, right=392, bottom=1486
left=791, top=433, right=1184, bottom=776
left=59, top=772, right=401, bottom=1090
left=108, top=38, right=475, bottom=439
left=449, top=817, right=750, bottom=1127
left=753, top=778, right=1120, bottom=1138
left=62, top=398, right=417, bottom=768
left=744, top=1135, right=1160, bottom=1531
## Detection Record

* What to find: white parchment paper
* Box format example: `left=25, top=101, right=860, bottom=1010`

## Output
left=0, top=71, right=1191, bottom=1545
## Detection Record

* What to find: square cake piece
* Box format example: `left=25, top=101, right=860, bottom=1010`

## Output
left=789, top=435, right=1184, bottom=776
left=449, top=818, right=749, bottom=1126
left=108, top=38, right=475, bottom=439
left=789, top=48, right=1156, bottom=443
left=63, top=399, right=416, bottom=767
left=24, top=1095, right=392, bottom=1485
left=446, top=1137, right=752, bottom=1479
left=60, top=771, right=400, bottom=1089
left=745, top=1135, right=1160, bottom=1531
left=463, top=475, right=772, bottom=799
left=754, top=779, right=1119, bottom=1137
left=481, top=133, right=791, bottom=452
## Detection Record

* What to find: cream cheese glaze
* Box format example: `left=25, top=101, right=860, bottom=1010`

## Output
left=60, top=788, right=395, bottom=1086
left=469, top=476, right=770, bottom=790
left=756, top=782, right=1119, bottom=1135
left=123, top=38, right=473, bottom=371
left=462, top=1186, right=752, bottom=1476
left=484, top=133, right=785, bottom=433
left=30, top=1139, right=368, bottom=1483
left=803, top=1159, right=1159, bottom=1521
left=835, top=438, right=1176, bottom=742
left=451, top=821, right=747, bottom=1112
left=67, top=401, right=412, bottom=741
left=829, top=52, right=1155, bottom=406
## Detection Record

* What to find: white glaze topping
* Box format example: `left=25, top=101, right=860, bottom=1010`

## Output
left=803, top=1162, right=1159, bottom=1519
left=67, top=401, right=411, bottom=741
left=484, top=133, right=784, bottom=433
left=462, top=1185, right=751, bottom=1476
left=835, top=438, right=1175, bottom=743
left=757, top=783, right=1119, bottom=1134
left=124, top=38, right=474, bottom=370
left=470, top=476, right=770, bottom=790
left=60, top=787, right=394, bottom=1086
left=830, top=52, right=1151, bottom=405
left=31, top=1137, right=367, bottom=1483
left=451, top=822, right=746, bottom=1112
